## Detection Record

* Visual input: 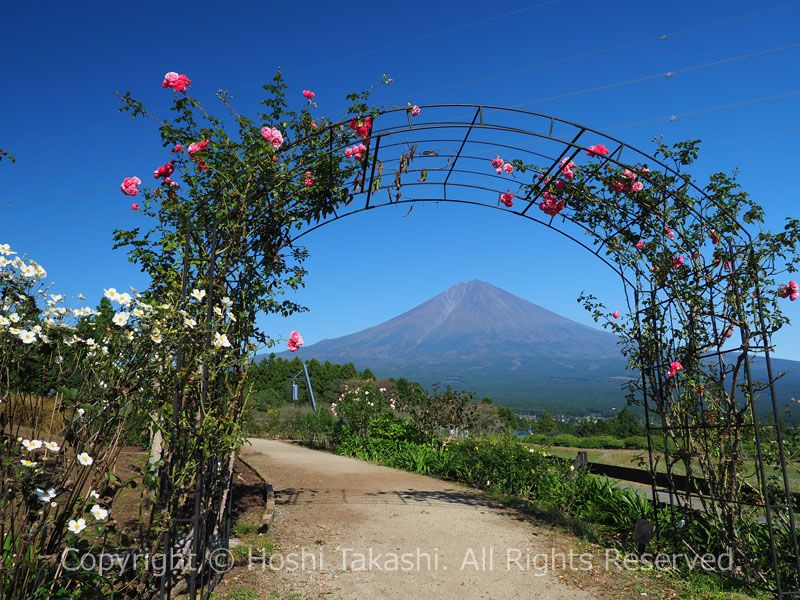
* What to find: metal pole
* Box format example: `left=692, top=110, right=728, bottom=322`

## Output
left=303, top=362, right=317, bottom=412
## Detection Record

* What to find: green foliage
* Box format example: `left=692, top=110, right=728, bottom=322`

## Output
left=535, top=412, right=558, bottom=435
left=495, top=405, right=518, bottom=430
left=330, top=381, right=396, bottom=440
left=551, top=434, right=580, bottom=447
left=623, top=436, right=649, bottom=450
left=1, top=70, right=389, bottom=599
left=568, top=475, right=654, bottom=529
left=579, top=435, right=626, bottom=449
left=244, top=354, right=372, bottom=415
left=400, top=384, right=478, bottom=438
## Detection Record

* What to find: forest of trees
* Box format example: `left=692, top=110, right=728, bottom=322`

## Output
left=244, top=354, right=647, bottom=441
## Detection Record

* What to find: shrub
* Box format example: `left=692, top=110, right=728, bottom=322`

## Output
left=551, top=434, right=579, bottom=447
left=330, top=381, right=398, bottom=441
left=623, top=436, right=649, bottom=449
left=581, top=435, right=625, bottom=449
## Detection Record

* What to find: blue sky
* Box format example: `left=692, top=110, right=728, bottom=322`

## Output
left=2, top=1, right=800, bottom=360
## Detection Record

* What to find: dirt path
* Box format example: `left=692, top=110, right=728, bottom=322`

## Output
left=238, top=439, right=597, bottom=599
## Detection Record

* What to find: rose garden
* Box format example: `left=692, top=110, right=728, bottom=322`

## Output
left=2, top=70, right=800, bottom=599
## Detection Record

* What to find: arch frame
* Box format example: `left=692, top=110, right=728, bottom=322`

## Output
left=281, top=104, right=800, bottom=596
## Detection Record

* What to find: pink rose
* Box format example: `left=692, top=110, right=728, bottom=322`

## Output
left=131, top=203, right=139, bottom=210
left=288, top=331, right=304, bottom=352
left=163, top=72, right=179, bottom=87
left=261, top=127, right=284, bottom=149
left=635, top=240, right=645, bottom=250
left=667, top=361, right=684, bottom=378
left=778, top=280, right=799, bottom=301
left=503, top=163, right=513, bottom=174
left=586, top=144, right=609, bottom=156
left=538, top=191, right=564, bottom=216
left=559, top=158, right=575, bottom=180
left=499, top=192, right=514, bottom=207
left=672, top=255, right=685, bottom=269
left=120, top=176, right=142, bottom=196
left=173, top=144, right=183, bottom=152
left=163, top=72, right=190, bottom=91
left=612, top=310, right=619, bottom=319
left=411, top=105, right=420, bottom=117
left=622, top=169, right=638, bottom=180
left=631, top=181, right=644, bottom=192
left=302, top=90, right=315, bottom=99
left=490, top=156, right=504, bottom=169
left=609, top=180, right=628, bottom=194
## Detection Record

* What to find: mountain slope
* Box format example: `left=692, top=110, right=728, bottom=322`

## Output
left=281, top=281, right=630, bottom=411
left=276, top=280, right=800, bottom=415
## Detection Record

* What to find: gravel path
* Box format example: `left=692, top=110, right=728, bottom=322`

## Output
left=240, top=439, right=596, bottom=599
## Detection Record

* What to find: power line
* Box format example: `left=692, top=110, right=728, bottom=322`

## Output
left=5, top=4, right=796, bottom=202
left=4, top=90, right=798, bottom=236
left=231, top=0, right=565, bottom=90
left=603, top=90, right=800, bottom=133
left=395, top=2, right=800, bottom=101
left=5, top=25, right=800, bottom=216
left=509, top=42, right=800, bottom=109
left=5, top=85, right=799, bottom=219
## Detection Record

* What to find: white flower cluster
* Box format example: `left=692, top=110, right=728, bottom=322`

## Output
left=0, top=243, right=237, bottom=357
left=0, top=243, right=46, bottom=279
left=1, top=242, right=244, bottom=543
left=21, top=438, right=60, bottom=452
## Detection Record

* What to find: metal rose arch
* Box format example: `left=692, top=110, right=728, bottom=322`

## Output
left=284, top=104, right=800, bottom=596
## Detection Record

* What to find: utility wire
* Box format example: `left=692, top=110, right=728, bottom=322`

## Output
left=602, top=90, right=800, bottom=133
left=395, top=2, right=800, bottom=101
left=4, top=18, right=800, bottom=214
left=5, top=85, right=799, bottom=218
left=6, top=84, right=798, bottom=235
left=233, top=0, right=565, bottom=89
left=3, top=3, right=795, bottom=199
left=509, top=42, right=800, bottom=110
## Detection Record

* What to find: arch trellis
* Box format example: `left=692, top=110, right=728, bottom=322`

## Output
left=284, top=104, right=800, bottom=596
left=110, top=84, right=800, bottom=599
